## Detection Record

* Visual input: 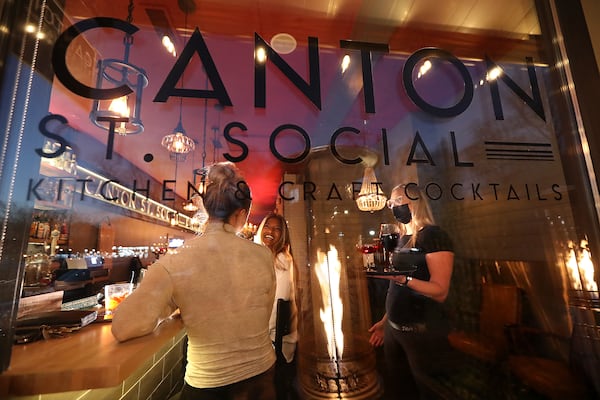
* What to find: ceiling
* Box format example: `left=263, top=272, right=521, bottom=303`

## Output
left=51, top=0, right=541, bottom=221
left=70, top=0, right=541, bottom=41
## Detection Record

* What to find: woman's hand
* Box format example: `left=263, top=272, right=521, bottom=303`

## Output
left=368, top=318, right=386, bottom=347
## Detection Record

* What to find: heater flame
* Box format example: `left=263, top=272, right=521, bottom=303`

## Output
left=566, top=245, right=582, bottom=290
left=315, top=245, right=344, bottom=360
left=566, top=240, right=598, bottom=291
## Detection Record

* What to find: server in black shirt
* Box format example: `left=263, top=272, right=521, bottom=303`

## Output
left=368, top=183, right=454, bottom=399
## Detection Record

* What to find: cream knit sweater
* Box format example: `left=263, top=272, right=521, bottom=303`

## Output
left=112, top=222, right=276, bottom=388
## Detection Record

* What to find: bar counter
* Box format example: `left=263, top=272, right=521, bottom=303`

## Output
left=0, top=316, right=185, bottom=397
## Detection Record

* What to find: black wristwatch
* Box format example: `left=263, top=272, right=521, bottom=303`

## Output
left=402, top=276, right=413, bottom=286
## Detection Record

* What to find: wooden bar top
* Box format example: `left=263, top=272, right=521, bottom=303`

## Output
left=0, top=316, right=185, bottom=396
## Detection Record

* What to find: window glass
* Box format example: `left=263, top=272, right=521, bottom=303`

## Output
left=0, top=0, right=598, bottom=396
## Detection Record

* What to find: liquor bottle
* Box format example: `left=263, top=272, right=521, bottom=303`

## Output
left=60, top=221, right=69, bottom=243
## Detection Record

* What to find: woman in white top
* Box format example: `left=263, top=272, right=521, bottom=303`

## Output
left=256, top=213, right=298, bottom=400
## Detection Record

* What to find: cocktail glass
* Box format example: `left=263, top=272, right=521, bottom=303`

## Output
left=104, top=282, right=134, bottom=317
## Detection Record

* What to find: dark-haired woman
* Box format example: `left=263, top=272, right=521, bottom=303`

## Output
left=256, top=213, right=298, bottom=399
left=112, top=162, right=276, bottom=400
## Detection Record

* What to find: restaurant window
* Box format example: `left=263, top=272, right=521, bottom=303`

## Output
left=0, top=0, right=598, bottom=398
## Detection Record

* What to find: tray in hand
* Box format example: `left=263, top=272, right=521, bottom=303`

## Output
left=365, top=266, right=417, bottom=277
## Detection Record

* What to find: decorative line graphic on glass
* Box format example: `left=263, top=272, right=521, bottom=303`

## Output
left=484, top=141, right=554, bottom=161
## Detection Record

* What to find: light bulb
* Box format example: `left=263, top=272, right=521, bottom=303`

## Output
left=108, top=96, right=129, bottom=117
left=108, top=96, right=130, bottom=134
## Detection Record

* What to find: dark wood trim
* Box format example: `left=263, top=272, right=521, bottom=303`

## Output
left=536, top=0, right=600, bottom=267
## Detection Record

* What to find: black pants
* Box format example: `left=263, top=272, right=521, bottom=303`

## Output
left=180, top=366, right=276, bottom=400
left=275, top=358, right=297, bottom=400
left=383, top=321, right=454, bottom=400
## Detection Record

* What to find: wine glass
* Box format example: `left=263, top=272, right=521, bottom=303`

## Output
left=379, top=223, right=400, bottom=271
left=359, top=241, right=377, bottom=271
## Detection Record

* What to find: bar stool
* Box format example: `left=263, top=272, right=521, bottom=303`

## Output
left=448, top=283, right=522, bottom=363
left=446, top=283, right=522, bottom=397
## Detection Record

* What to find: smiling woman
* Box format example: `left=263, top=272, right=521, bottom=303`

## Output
left=255, top=212, right=299, bottom=399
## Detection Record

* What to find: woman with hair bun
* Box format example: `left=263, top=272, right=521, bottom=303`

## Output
left=112, top=162, right=277, bottom=400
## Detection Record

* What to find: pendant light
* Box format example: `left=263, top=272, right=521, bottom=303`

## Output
left=161, top=8, right=195, bottom=161
left=161, top=102, right=196, bottom=161
left=90, top=0, right=148, bottom=135
left=356, top=166, right=387, bottom=212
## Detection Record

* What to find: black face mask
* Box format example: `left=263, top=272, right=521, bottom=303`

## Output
left=392, top=204, right=412, bottom=224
